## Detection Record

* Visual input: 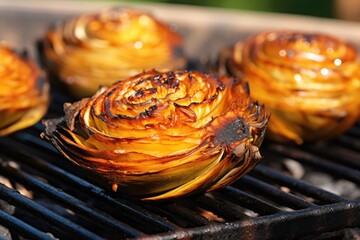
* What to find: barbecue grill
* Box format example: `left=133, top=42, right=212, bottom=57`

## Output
left=0, top=2, right=359, bottom=239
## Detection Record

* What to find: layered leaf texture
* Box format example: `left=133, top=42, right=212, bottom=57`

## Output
left=41, top=8, right=186, bottom=98
left=42, top=70, right=268, bottom=200
left=0, top=44, right=49, bottom=136
left=218, top=31, right=360, bottom=144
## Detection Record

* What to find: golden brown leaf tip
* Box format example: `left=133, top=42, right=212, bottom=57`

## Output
left=41, top=70, right=268, bottom=200
left=0, top=44, right=49, bottom=136
left=218, top=30, right=360, bottom=144
left=41, top=7, right=186, bottom=98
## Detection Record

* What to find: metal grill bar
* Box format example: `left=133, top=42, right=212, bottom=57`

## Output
left=252, top=165, right=346, bottom=204
left=268, top=143, right=360, bottom=184
left=337, top=135, right=360, bottom=152
left=347, top=127, right=360, bottom=137
left=216, top=186, right=282, bottom=215
left=139, top=203, right=192, bottom=228
left=194, top=195, right=249, bottom=221
left=304, top=143, right=360, bottom=170
left=0, top=137, right=178, bottom=233
left=148, top=201, right=360, bottom=240
left=0, top=184, right=102, bottom=240
left=161, top=203, right=212, bottom=226
left=0, top=209, right=54, bottom=240
left=235, top=175, right=317, bottom=209
left=0, top=161, right=142, bottom=238
left=14, top=131, right=57, bottom=153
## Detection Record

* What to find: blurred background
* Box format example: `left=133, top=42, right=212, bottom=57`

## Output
left=2, top=0, right=359, bottom=21
left=125, top=0, right=332, bottom=18
left=118, top=0, right=360, bottom=21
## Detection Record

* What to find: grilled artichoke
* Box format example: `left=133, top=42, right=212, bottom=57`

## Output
left=0, top=44, right=49, bottom=136
left=41, top=8, right=186, bottom=98
left=218, top=31, right=360, bottom=144
left=41, top=70, right=268, bottom=200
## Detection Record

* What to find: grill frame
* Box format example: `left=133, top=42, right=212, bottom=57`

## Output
left=0, top=2, right=360, bottom=239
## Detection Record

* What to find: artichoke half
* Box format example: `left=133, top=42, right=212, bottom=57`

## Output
left=218, top=31, right=360, bottom=144
left=0, top=44, right=49, bottom=136
left=41, top=70, right=268, bottom=200
left=41, top=8, right=186, bottom=98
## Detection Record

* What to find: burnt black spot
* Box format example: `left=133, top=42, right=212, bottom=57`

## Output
left=153, top=74, right=162, bottom=82
left=97, top=112, right=110, bottom=123
left=148, top=88, right=157, bottom=94
left=211, top=75, right=226, bottom=91
left=243, top=81, right=250, bottom=94
left=217, top=83, right=225, bottom=91
left=214, top=118, right=250, bottom=145
left=138, top=105, right=158, bottom=119
left=148, top=105, right=158, bottom=112
left=188, top=73, right=193, bottom=80
left=139, top=112, right=148, bottom=119
left=288, top=34, right=298, bottom=42
left=156, top=72, right=180, bottom=89
left=135, top=78, right=145, bottom=86
left=230, top=152, right=242, bottom=164
left=105, top=100, right=112, bottom=117
left=115, top=114, right=133, bottom=120
left=167, top=71, right=176, bottom=79
left=135, top=89, right=145, bottom=98
left=161, top=75, right=170, bottom=84
left=303, top=33, right=315, bottom=43
left=106, top=87, right=116, bottom=97
left=169, top=79, right=180, bottom=88
left=144, top=76, right=155, bottom=84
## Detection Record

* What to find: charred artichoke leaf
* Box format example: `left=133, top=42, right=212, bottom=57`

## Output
left=218, top=31, right=360, bottom=144
left=41, top=8, right=186, bottom=98
left=0, top=44, right=49, bottom=136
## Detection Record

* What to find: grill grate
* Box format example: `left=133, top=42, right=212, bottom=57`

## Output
left=1, top=3, right=360, bottom=239
left=0, top=89, right=359, bottom=240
